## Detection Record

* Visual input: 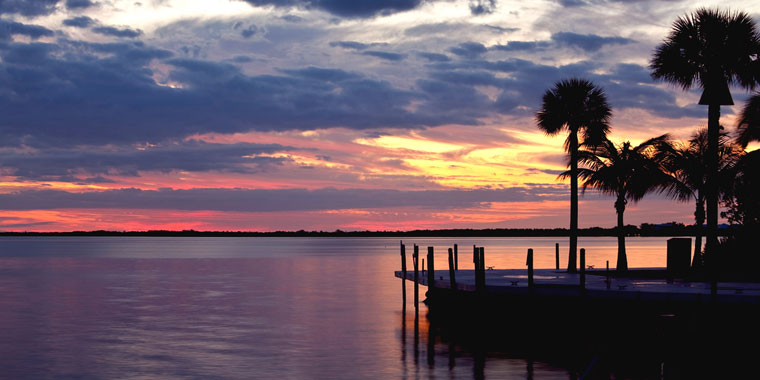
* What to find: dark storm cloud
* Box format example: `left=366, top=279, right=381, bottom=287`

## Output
left=550, top=32, right=632, bottom=52
left=469, top=0, right=496, bottom=15
left=0, top=186, right=568, bottom=212
left=0, top=40, right=466, bottom=147
left=239, top=0, right=431, bottom=18
left=0, top=20, right=54, bottom=41
left=449, top=42, right=487, bottom=59
left=0, top=0, right=59, bottom=17
left=92, top=26, right=143, bottom=38
left=65, top=0, right=96, bottom=9
left=0, top=141, right=292, bottom=181
left=416, top=52, right=451, bottom=62
left=361, top=50, right=406, bottom=61
left=62, top=16, right=96, bottom=28
left=329, top=40, right=388, bottom=50
left=490, top=32, right=631, bottom=53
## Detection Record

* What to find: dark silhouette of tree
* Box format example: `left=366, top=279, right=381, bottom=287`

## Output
left=567, top=135, right=673, bottom=272
left=660, top=128, right=744, bottom=269
left=737, top=93, right=760, bottom=148
left=650, top=8, right=760, bottom=271
left=536, top=78, right=611, bottom=273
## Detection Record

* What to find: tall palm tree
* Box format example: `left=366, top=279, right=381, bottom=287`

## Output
left=568, top=135, right=673, bottom=272
left=651, top=8, right=760, bottom=271
left=536, top=78, right=611, bottom=273
left=737, top=93, right=760, bottom=148
left=661, top=129, right=744, bottom=269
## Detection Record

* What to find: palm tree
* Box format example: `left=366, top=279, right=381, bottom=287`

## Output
left=568, top=135, right=673, bottom=272
left=661, top=129, right=744, bottom=269
left=737, top=93, right=760, bottom=148
left=651, top=8, right=760, bottom=271
left=536, top=78, right=611, bottom=273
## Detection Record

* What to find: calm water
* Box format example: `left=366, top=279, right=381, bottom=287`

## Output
left=0, top=236, right=675, bottom=379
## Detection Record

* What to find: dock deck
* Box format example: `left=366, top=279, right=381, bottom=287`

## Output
left=395, top=268, right=760, bottom=305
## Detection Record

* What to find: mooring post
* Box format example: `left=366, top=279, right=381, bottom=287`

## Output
left=555, top=243, right=560, bottom=270
left=473, top=245, right=479, bottom=289
left=527, top=248, right=534, bottom=295
left=427, top=247, right=435, bottom=291
left=454, top=244, right=458, bottom=270
left=580, top=248, right=586, bottom=295
left=606, top=260, right=610, bottom=289
left=413, top=244, right=419, bottom=309
left=479, top=247, right=486, bottom=291
left=401, top=241, right=407, bottom=305
left=448, top=248, right=456, bottom=290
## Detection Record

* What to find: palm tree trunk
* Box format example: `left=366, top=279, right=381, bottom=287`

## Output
left=615, top=196, right=628, bottom=272
left=706, top=104, right=720, bottom=279
left=568, top=130, right=578, bottom=273
left=692, top=194, right=705, bottom=269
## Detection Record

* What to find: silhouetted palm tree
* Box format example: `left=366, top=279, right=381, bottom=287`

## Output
left=536, top=78, right=611, bottom=273
left=661, top=129, right=744, bottom=269
left=737, top=93, right=760, bottom=148
left=651, top=8, right=760, bottom=268
left=568, top=135, right=673, bottom=272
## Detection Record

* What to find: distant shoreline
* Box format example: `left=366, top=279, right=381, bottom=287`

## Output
left=0, top=225, right=728, bottom=237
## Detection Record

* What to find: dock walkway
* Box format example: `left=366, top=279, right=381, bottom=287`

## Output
left=395, top=268, right=760, bottom=305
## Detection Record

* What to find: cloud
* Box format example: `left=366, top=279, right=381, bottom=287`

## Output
left=65, top=0, right=96, bottom=9
left=361, top=50, right=406, bottom=61
left=416, top=52, right=451, bottom=62
left=469, top=0, right=496, bottom=15
left=0, top=141, right=293, bottom=181
left=449, top=42, right=488, bottom=59
left=491, top=40, right=551, bottom=52
left=0, top=20, right=54, bottom=41
left=0, top=0, right=59, bottom=17
left=92, top=26, right=143, bottom=38
left=239, top=0, right=432, bottom=18
left=550, top=32, right=633, bottom=52
left=329, top=40, right=388, bottom=50
left=0, top=186, right=567, bottom=212
left=63, top=16, right=96, bottom=28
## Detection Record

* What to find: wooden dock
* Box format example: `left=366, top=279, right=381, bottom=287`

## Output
left=394, top=268, right=760, bottom=305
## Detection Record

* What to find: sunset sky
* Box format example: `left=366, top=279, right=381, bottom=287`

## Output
left=0, top=0, right=758, bottom=231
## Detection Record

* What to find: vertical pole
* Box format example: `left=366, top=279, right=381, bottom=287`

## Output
left=427, top=246, right=435, bottom=291
left=527, top=248, right=534, bottom=295
left=555, top=243, right=560, bottom=270
left=606, top=260, right=610, bottom=289
left=454, top=244, right=458, bottom=270
left=448, top=248, right=456, bottom=290
left=580, top=248, right=586, bottom=295
left=401, top=241, right=407, bottom=305
left=473, top=245, right=479, bottom=290
left=479, top=247, right=486, bottom=291
left=413, top=244, right=419, bottom=309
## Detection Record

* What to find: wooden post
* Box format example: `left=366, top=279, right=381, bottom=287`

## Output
left=427, top=247, right=435, bottom=291
left=555, top=243, right=560, bottom=270
left=527, top=248, right=534, bottom=295
left=401, top=241, right=407, bottom=305
left=580, top=248, right=586, bottom=295
left=413, top=244, right=419, bottom=309
left=448, top=248, right=456, bottom=290
left=606, top=260, right=610, bottom=289
left=473, top=245, right=479, bottom=290
left=479, top=247, right=486, bottom=291
left=454, top=244, right=458, bottom=270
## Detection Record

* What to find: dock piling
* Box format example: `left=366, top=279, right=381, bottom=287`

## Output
left=454, top=244, right=458, bottom=270
left=580, top=248, right=586, bottom=295
left=401, top=241, right=407, bottom=305
left=427, top=247, right=435, bottom=291
left=448, top=248, right=456, bottom=290
left=606, top=260, right=610, bottom=289
left=527, top=248, right=534, bottom=295
left=555, top=243, right=560, bottom=270
left=413, top=244, right=419, bottom=309
left=478, top=247, right=486, bottom=292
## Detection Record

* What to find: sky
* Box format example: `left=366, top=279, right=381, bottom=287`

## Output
left=0, top=0, right=758, bottom=232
